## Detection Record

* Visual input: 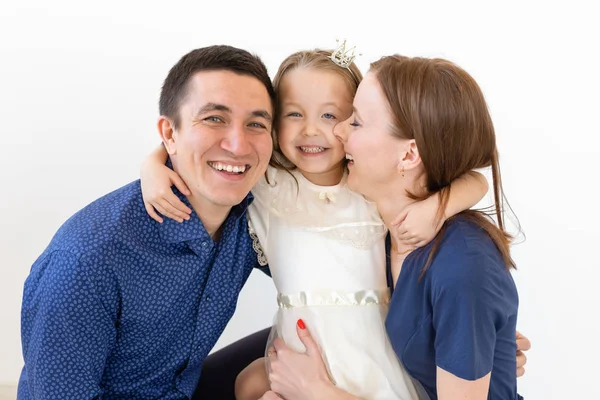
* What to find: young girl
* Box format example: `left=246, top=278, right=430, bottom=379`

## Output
left=140, top=48, right=488, bottom=399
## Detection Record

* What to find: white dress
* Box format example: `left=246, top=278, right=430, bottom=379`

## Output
left=248, top=167, right=419, bottom=400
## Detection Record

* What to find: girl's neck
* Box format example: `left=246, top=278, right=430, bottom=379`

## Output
left=298, top=165, right=345, bottom=186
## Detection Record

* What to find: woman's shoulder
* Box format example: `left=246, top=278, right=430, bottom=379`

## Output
left=427, top=216, right=509, bottom=286
left=439, top=216, right=498, bottom=255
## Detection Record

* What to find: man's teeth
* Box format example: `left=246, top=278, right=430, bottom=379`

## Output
left=345, top=154, right=354, bottom=161
left=209, top=162, right=247, bottom=173
left=300, top=146, right=325, bottom=153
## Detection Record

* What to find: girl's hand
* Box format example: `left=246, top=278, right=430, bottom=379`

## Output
left=140, top=157, right=192, bottom=223
left=392, top=194, right=444, bottom=248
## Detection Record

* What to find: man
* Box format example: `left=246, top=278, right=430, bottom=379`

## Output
left=18, top=45, right=275, bottom=399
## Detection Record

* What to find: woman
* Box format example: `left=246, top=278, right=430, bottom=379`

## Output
left=261, top=55, right=525, bottom=400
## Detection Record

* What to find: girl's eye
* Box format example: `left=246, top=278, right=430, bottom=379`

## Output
left=322, top=113, right=336, bottom=120
left=286, top=112, right=302, bottom=117
left=349, top=119, right=360, bottom=127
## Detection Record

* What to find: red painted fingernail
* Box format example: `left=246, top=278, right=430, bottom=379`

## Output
left=297, top=319, right=306, bottom=330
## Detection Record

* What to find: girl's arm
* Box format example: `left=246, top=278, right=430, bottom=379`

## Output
left=140, top=144, right=192, bottom=223
left=393, top=171, right=488, bottom=248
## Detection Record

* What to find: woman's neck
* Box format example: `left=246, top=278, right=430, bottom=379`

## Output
left=377, top=194, right=415, bottom=234
left=373, top=177, right=427, bottom=243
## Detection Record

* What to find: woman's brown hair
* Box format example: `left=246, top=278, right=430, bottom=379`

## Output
left=370, top=55, right=518, bottom=274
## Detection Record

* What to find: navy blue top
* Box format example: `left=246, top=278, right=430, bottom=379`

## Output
left=385, top=217, right=521, bottom=400
left=18, top=180, right=258, bottom=400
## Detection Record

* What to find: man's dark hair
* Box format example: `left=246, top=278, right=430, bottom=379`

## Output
left=159, top=45, right=275, bottom=129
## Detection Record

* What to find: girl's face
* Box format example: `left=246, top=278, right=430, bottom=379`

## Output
left=277, top=67, right=353, bottom=186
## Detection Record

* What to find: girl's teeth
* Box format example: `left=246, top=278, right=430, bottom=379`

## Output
left=300, top=147, right=325, bottom=153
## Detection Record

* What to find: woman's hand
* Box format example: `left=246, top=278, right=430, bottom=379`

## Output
left=516, top=330, right=531, bottom=377
left=266, top=319, right=335, bottom=400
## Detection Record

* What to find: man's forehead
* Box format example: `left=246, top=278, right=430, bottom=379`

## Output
left=187, top=71, right=272, bottom=110
left=190, top=70, right=265, bottom=91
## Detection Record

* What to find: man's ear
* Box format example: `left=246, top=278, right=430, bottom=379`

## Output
left=158, top=116, right=177, bottom=155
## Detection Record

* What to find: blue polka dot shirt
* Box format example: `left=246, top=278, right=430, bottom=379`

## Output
left=18, top=180, right=258, bottom=399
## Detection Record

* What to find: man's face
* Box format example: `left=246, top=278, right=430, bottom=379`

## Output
left=164, top=70, right=273, bottom=210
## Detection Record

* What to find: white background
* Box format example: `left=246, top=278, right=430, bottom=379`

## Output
left=1, top=1, right=598, bottom=398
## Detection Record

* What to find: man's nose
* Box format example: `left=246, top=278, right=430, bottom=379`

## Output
left=222, top=125, right=252, bottom=156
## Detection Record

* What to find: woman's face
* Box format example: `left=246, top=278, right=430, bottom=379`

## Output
left=334, top=72, right=405, bottom=199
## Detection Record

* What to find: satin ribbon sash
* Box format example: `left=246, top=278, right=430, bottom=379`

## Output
left=277, top=288, right=390, bottom=309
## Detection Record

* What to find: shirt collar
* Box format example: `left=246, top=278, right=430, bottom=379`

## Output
left=158, top=158, right=254, bottom=244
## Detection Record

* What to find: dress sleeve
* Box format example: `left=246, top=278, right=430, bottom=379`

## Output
left=20, top=250, right=118, bottom=399
left=248, top=172, right=272, bottom=271
left=431, top=248, right=508, bottom=380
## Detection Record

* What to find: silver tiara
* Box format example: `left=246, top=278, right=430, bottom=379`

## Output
left=329, top=39, right=360, bottom=69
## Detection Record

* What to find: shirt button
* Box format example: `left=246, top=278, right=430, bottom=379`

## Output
left=201, top=241, right=208, bottom=248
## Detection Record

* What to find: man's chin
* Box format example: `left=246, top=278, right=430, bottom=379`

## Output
left=211, top=192, right=251, bottom=208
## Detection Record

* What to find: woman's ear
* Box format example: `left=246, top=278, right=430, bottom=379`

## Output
left=400, top=139, right=421, bottom=171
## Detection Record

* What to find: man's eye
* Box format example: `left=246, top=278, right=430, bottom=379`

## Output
left=204, top=116, right=223, bottom=123
left=248, top=122, right=267, bottom=129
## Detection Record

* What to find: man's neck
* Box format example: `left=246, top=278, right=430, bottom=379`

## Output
left=187, top=195, right=232, bottom=240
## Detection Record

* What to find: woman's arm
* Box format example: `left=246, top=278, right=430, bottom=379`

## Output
left=437, top=367, right=491, bottom=400
left=430, top=234, right=517, bottom=400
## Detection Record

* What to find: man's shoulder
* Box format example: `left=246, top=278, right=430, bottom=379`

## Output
left=48, top=180, right=151, bottom=255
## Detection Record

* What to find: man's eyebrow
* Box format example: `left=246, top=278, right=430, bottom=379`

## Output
left=195, top=103, right=271, bottom=122
left=251, top=110, right=272, bottom=122
left=195, top=103, right=231, bottom=118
